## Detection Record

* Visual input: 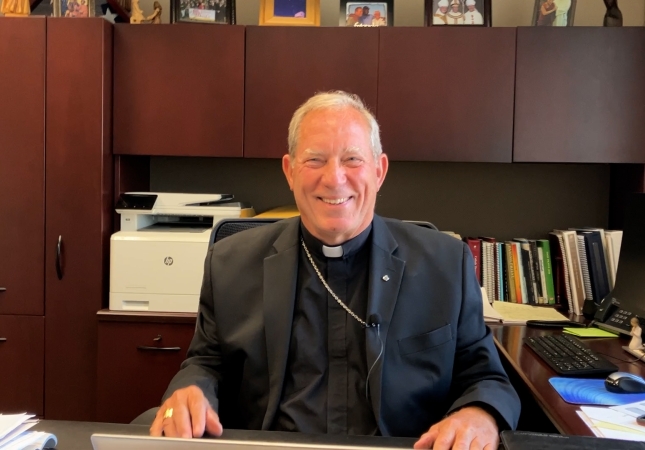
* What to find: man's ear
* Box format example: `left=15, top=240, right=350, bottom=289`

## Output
left=282, top=154, right=294, bottom=191
left=375, top=153, right=389, bottom=191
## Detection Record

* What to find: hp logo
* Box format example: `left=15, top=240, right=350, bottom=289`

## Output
left=164, top=257, right=174, bottom=266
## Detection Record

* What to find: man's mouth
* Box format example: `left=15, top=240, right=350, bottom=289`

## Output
left=320, top=197, right=350, bottom=205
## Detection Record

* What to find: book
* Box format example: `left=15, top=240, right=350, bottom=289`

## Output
left=537, top=239, right=556, bottom=305
left=550, top=231, right=575, bottom=314
left=511, top=242, right=526, bottom=304
left=504, top=242, right=517, bottom=304
left=557, top=230, right=586, bottom=315
left=582, top=231, right=611, bottom=303
left=464, top=237, right=481, bottom=285
left=482, top=287, right=568, bottom=325
left=605, top=230, right=623, bottom=289
left=0, top=414, right=57, bottom=450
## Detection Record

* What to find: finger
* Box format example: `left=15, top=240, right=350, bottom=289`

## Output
left=430, top=428, right=457, bottom=450
left=188, top=393, right=207, bottom=437
left=413, top=428, right=438, bottom=449
left=482, top=439, right=499, bottom=450
left=173, top=402, right=194, bottom=439
left=205, top=407, right=223, bottom=437
left=149, top=409, right=165, bottom=437
left=162, top=415, right=179, bottom=437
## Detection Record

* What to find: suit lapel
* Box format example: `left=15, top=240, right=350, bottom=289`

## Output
left=366, top=216, right=405, bottom=429
left=261, top=218, right=300, bottom=429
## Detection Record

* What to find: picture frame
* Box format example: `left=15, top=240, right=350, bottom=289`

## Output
left=339, top=0, right=393, bottom=27
left=426, top=0, right=490, bottom=26
left=532, top=0, right=576, bottom=27
left=53, top=0, right=96, bottom=17
left=173, top=0, right=235, bottom=24
left=258, top=0, right=320, bottom=26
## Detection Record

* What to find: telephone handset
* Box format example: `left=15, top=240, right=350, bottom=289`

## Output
left=594, top=297, right=637, bottom=336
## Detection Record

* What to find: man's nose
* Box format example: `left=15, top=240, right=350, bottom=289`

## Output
left=322, top=161, right=347, bottom=186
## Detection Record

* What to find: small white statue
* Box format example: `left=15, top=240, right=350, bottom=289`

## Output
left=629, top=317, right=643, bottom=350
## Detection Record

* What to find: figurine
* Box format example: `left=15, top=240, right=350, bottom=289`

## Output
left=629, top=317, right=643, bottom=350
left=0, top=0, right=31, bottom=16
left=145, top=0, right=161, bottom=23
left=603, top=0, right=623, bottom=27
left=129, top=0, right=145, bottom=23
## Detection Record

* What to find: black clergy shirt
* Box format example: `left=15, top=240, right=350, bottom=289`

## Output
left=272, top=222, right=379, bottom=435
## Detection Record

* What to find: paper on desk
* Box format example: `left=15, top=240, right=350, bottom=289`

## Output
left=612, top=400, right=645, bottom=418
left=483, top=299, right=568, bottom=325
left=563, top=327, right=619, bottom=338
left=579, top=406, right=645, bottom=441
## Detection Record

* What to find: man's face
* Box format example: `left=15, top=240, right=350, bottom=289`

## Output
left=373, top=10, right=380, bottom=19
left=439, top=6, right=447, bottom=12
left=468, top=4, right=475, bottom=10
left=451, top=4, right=459, bottom=12
left=363, top=7, right=369, bottom=15
left=354, top=7, right=362, bottom=16
left=282, top=108, right=388, bottom=245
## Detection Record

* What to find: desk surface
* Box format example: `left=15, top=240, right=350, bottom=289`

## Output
left=492, top=325, right=645, bottom=436
left=32, top=421, right=417, bottom=450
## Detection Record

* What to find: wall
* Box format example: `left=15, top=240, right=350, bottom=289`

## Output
left=151, top=157, right=610, bottom=241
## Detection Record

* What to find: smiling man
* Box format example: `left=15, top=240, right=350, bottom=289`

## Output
left=151, top=91, right=520, bottom=449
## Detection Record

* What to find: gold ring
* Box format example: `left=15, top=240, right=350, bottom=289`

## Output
left=163, top=408, right=173, bottom=419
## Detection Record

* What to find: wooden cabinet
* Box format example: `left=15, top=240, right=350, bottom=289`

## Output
left=244, top=26, right=379, bottom=158
left=0, top=316, right=45, bottom=415
left=377, top=28, right=516, bottom=162
left=97, top=311, right=197, bottom=423
left=514, top=28, right=645, bottom=163
left=113, top=24, right=245, bottom=157
left=44, top=18, right=113, bottom=421
left=0, top=18, right=45, bottom=316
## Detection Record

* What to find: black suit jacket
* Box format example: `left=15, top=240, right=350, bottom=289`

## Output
left=164, top=216, right=520, bottom=437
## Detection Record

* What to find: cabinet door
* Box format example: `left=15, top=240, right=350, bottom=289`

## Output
left=113, top=25, right=245, bottom=157
left=515, top=28, right=645, bottom=163
left=244, top=26, right=379, bottom=158
left=0, top=315, right=44, bottom=415
left=0, top=18, right=45, bottom=316
left=377, top=28, right=515, bottom=162
left=45, top=18, right=113, bottom=421
left=97, top=321, right=196, bottom=423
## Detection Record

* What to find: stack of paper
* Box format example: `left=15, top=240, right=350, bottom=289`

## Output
left=481, top=288, right=568, bottom=324
left=577, top=400, right=645, bottom=441
left=0, top=414, right=57, bottom=450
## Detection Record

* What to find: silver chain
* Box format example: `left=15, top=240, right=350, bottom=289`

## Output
left=300, top=238, right=371, bottom=328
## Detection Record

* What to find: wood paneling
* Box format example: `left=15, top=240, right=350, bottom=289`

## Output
left=515, top=28, right=645, bottom=163
left=377, top=28, right=516, bottom=162
left=0, top=18, right=45, bottom=316
left=244, top=26, right=379, bottom=158
left=113, top=24, right=245, bottom=157
left=97, top=321, right=196, bottom=423
left=0, top=315, right=44, bottom=415
left=45, top=18, right=113, bottom=421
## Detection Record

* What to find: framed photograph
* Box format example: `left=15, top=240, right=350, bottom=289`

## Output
left=173, top=0, right=235, bottom=24
left=53, top=0, right=96, bottom=16
left=339, top=0, right=393, bottom=27
left=532, top=0, right=576, bottom=26
left=426, top=0, right=490, bottom=26
left=259, top=0, right=320, bottom=26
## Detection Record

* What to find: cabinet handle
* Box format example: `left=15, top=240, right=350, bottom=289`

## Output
left=0, top=338, right=6, bottom=342
left=137, top=346, right=181, bottom=352
left=56, top=235, right=63, bottom=280
left=0, top=287, right=6, bottom=292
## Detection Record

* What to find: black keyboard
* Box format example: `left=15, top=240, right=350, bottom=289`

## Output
left=524, top=334, right=619, bottom=377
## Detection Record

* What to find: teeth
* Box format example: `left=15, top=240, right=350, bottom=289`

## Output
left=322, top=198, right=348, bottom=205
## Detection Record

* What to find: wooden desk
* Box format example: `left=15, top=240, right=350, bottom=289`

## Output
left=491, top=325, right=644, bottom=436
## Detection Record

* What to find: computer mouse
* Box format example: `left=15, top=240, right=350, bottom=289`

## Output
left=605, top=372, right=645, bottom=394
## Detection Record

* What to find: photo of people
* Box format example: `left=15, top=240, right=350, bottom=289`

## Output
left=273, top=0, right=306, bottom=17
left=177, top=0, right=230, bottom=23
left=430, top=0, right=488, bottom=26
left=58, top=0, right=92, bottom=16
left=532, top=0, right=576, bottom=26
left=344, top=2, right=389, bottom=26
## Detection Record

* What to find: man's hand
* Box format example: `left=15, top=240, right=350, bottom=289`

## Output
left=150, top=385, right=223, bottom=439
left=413, top=406, right=499, bottom=450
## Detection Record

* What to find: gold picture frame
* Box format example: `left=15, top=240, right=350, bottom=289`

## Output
left=53, top=0, right=95, bottom=16
left=259, top=0, right=320, bottom=26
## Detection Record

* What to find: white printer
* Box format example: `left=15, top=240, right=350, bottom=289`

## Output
left=109, top=192, right=254, bottom=313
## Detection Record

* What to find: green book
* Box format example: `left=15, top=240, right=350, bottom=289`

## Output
left=537, top=239, right=556, bottom=305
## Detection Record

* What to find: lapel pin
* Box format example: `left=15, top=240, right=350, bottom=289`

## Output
left=382, top=275, right=390, bottom=281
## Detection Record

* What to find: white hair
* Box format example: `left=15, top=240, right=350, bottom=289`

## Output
left=287, top=91, right=382, bottom=162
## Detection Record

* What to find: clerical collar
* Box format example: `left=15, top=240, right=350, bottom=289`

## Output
left=299, top=221, right=372, bottom=259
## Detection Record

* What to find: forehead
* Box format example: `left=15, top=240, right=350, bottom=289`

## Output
left=296, top=108, right=371, bottom=153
